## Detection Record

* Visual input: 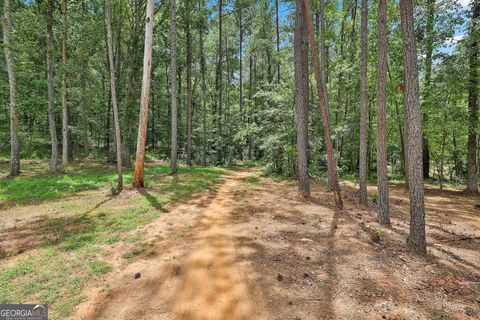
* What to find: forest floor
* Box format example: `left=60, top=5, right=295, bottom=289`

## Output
left=1, top=162, right=479, bottom=319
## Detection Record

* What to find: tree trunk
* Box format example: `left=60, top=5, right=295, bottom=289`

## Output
left=46, top=0, right=58, bottom=174
left=199, top=1, right=207, bottom=167
left=376, top=0, right=390, bottom=224
left=466, top=0, right=479, bottom=193
left=294, top=0, right=310, bottom=198
left=239, top=6, right=244, bottom=160
left=304, top=0, right=343, bottom=209
left=170, top=0, right=178, bottom=174
left=275, top=0, right=281, bottom=83
left=105, top=0, right=123, bottom=193
left=61, top=0, right=69, bottom=164
left=217, top=0, right=224, bottom=165
left=319, top=0, right=333, bottom=191
left=421, top=0, right=435, bottom=180
left=400, top=0, right=426, bottom=254
left=133, top=0, right=155, bottom=187
left=3, top=0, right=19, bottom=176
left=359, top=0, right=368, bottom=206
left=185, top=0, right=193, bottom=166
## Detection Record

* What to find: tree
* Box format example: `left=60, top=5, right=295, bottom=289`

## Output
left=170, top=0, right=178, bottom=174
left=303, top=0, right=343, bottom=209
left=185, top=0, right=193, bottom=166
left=376, top=0, right=390, bottom=224
left=104, top=0, right=123, bottom=193
left=294, top=0, right=310, bottom=198
left=61, top=0, right=69, bottom=164
left=399, top=0, right=426, bottom=254
left=133, top=0, right=155, bottom=187
left=466, top=0, right=479, bottom=194
left=358, top=0, right=368, bottom=207
left=3, top=0, right=19, bottom=176
left=46, top=0, right=58, bottom=174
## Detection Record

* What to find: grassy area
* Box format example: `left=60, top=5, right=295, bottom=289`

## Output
left=0, top=162, right=225, bottom=206
left=0, top=161, right=226, bottom=319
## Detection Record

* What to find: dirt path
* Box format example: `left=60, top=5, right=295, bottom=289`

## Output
left=74, top=169, right=480, bottom=320
left=75, top=169, right=270, bottom=320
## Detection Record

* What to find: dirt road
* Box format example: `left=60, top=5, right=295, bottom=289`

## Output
left=75, top=169, right=480, bottom=320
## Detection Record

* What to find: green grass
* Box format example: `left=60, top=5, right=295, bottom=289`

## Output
left=0, top=164, right=225, bottom=206
left=0, top=162, right=226, bottom=318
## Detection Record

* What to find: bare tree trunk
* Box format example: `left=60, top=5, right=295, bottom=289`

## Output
left=376, top=0, right=390, bottom=224
left=105, top=0, right=123, bottom=193
left=185, top=0, right=193, bottom=166
left=133, top=0, right=155, bottom=187
left=239, top=6, right=244, bottom=160
left=199, top=1, right=207, bottom=167
left=275, top=0, right=281, bottom=83
left=400, top=0, right=426, bottom=254
left=170, top=0, right=178, bottom=174
left=358, top=0, right=368, bottom=206
left=61, top=0, right=69, bottom=164
left=217, top=0, right=224, bottom=165
left=303, top=0, right=343, bottom=209
left=46, top=0, right=58, bottom=174
left=3, top=0, right=19, bottom=176
left=319, top=0, right=333, bottom=191
left=294, top=0, right=310, bottom=198
left=466, top=0, right=479, bottom=193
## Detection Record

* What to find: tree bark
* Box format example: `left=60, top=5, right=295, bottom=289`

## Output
left=105, top=0, right=123, bottom=193
left=199, top=0, right=207, bottom=166
left=294, top=0, right=310, bottom=198
left=276, top=0, right=281, bottom=83
left=376, top=0, right=390, bottom=224
left=217, top=0, right=224, bottom=165
left=303, top=0, right=343, bottom=209
left=170, top=0, right=178, bottom=174
left=3, top=0, right=19, bottom=176
left=359, top=0, right=368, bottom=207
left=400, top=0, right=426, bottom=254
left=61, top=0, right=69, bottom=164
left=466, top=0, right=479, bottom=193
left=133, top=0, right=155, bottom=187
left=319, top=0, right=333, bottom=191
left=185, top=0, right=193, bottom=166
left=46, top=0, right=58, bottom=174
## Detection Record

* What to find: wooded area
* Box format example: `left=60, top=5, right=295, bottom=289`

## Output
left=0, top=0, right=479, bottom=318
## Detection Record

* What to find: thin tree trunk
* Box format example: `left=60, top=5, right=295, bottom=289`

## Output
left=61, top=0, right=69, bottom=164
left=319, top=0, right=333, bottom=191
left=133, top=0, right=155, bottom=187
left=199, top=1, right=207, bottom=167
left=170, top=0, right=178, bottom=174
left=359, top=0, right=368, bottom=206
left=276, top=0, right=281, bottom=83
left=3, top=0, right=19, bottom=176
left=294, top=0, right=310, bottom=198
left=466, top=0, right=479, bottom=193
left=400, top=0, right=426, bottom=254
left=376, top=0, right=390, bottom=224
left=303, top=0, right=343, bottom=209
left=422, top=0, right=435, bottom=179
left=239, top=6, right=244, bottom=160
left=217, top=0, right=224, bottom=165
left=185, top=0, right=193, bottom=166
left=105, top=0, right=123, bottom=192
left=46, top=0, right=58, bottom=174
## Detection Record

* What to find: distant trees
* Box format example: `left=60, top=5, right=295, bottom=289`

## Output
left=133, top=0, right=155, bottom=188
left=2, top=0, right=19, bottom=177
